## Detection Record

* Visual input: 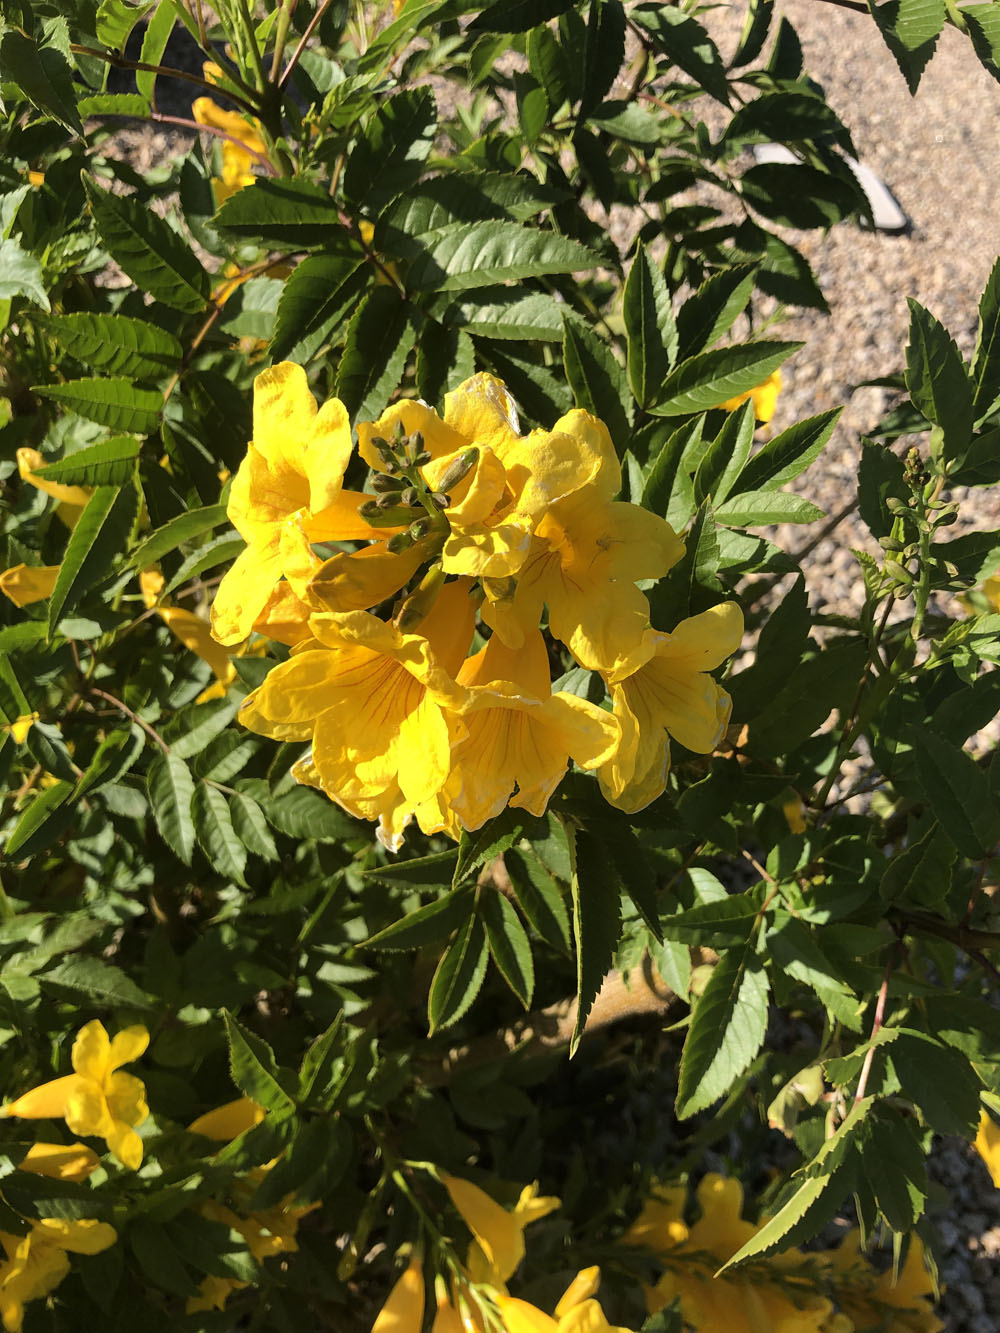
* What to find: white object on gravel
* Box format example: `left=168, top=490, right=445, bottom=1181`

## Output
left=751, top=142, right=910, bottom=234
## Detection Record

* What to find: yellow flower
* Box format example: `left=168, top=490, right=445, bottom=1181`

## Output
left=191, top=96, right=267, bottom=205
left=188, top=1097, right=266, bottom=1141
left=372, top=1253, right=425, bottom=1332
left=823, top=1231, right=942, bottom=1333
left=447, top=629, right=621, bottom=831
left=0, top=564, right=60, bottom=608
left=2, top=713, right=38, bottom=746
left=599, top=602, right=743, bottom=814
left=186, top=1272, right=246, bottom=1314
left=718, top=368, right=782, bottom=424
left=238, top=581, right=475, bottom=851
left=19, top=1142, right=101, bottom=1183
left=211, top=363, right=357, bottom=645
left=141, top=567, right=239, bottom=702
left=16, top=448, right=92, bottom=529
left=443, top=1175, right=560, bottom=1289
left=0, top=1217, right=117, bottom=1333
left=2, top=1020, right=149, bottom=1170
left=494, top=1270, right=634, bottom=1333
left=637, top=1175, right=833, bottom=1333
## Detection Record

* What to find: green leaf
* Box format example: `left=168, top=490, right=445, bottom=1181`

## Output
left=481, top=891, right=534, bottom=1007
left=75, top=728, right=143, bottom=798
left=83, top=176, right=210, bottom=313
left=229, top=791, right=279, bottom=861
left=4, top=781, right=74, bottom=858
left=336, top=287, right=420, bottom=420
left=343, top=88, right=436, bottom=212
left=33, top=379, right=161, bottom=435
left=911, top=728, right=1000, bottom=858
left=0, top=238, right=50, bottom=311
left=192, top=782, right=248, bottom=886
left=879, top=822, right=955, bottom=907
left=624, top=245, right=677, bottom=408
left=861, top=1109, right=927, bottom=1231
left=239, top=780, right=361, bottom=842
left=740, top=163, right=858, bottom=228
left=972, top=256, right=1000, bottom=418
left=732, top=0, right=774, bottom=66
left=406, top=221, right=597, bottom=292
left=470, top=0, right=576, bottom=33
left=47, top=482, right=139, bottom=635
left=45, top=312, right=182, bottom=380
left=904, top=298, right=973, bottom=458
left=249, top=1116, right=352, bottom=1209
left=503, top=847, right=571, bottom=951
left=659, top=891, right=761, bottom=948
left=1, top=30, right=83, bottom=133
left=365, top=886, right=475, bottom=951
left=128, top=1221, right=197, bottom=1297
left=570, top=828, right=622, bottom=1055
left=147, top=751, right=195, bottom=864
left=858, top=437, right=907, bottom=540
left=130, top=505, right=229, bottom=568
left=137, top=0, right=177, bottom=101
left=632, top=4, right=730, bottom=104
left=868, top=0, right=942, bottom=91
left=694, top=400, right=755, bottom=507
left=270, top=255, right=366, bottom=362
left=40, top=955, right=154, bottom=1010
left=216, top=178, right=348, bottom=246
left=77, top=92, right=150, bottom=117
left=714, top=490, right=824, bottom=526
left=33, top=437, right=140, bottom=487
left=652, top=341, right=802, bottom=417
left=888, top=1030, right=982, bottom=1137
left=676, top=943, right=768, bottom=1117
left=725, top=91, right=846, bottom=145
left=97, top=0, right=156, bottom=51
left=454, top=291, right=571, bottom=341
left=415, top=323, right=475, bottom=409
left=527, top=23, right=571, bottom=107
left=749, top=640, right=867, bottom=758
left=676, top=266, right=757, bottom=359
left=580, top=0, right=627, bottom=117
left=562, top=318, right=631, bottom=445
left=223, top=1012, right=297, bottom=1115
left=454, top=807, right=535, bottom=885
left=427, top=914, right=490, bottom=1033
left=735, top=409, right=841, bottom=493
left=161, top=534, right=244, bottom=597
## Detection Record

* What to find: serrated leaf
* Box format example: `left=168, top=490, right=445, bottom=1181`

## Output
left=34, top=437, right=140, bottom=488
left=675, top=266, right=757, bottom=360
left=166, top=698, right=240, bottom=761
left=862, top=1110, right=927, bottom=1231
left=888, top=1030, right=982, bottom=1137
left=407, top=221, right=597, bottom=292
left=78, top=92, right=150, bottom=117
left=454, top=807, right=535, bottom=886
left=83, top=176, right=210, bottom=313
left=0, top=238, right=50, bottom=311
left=427, top=914, right=489, bottom=1033
left=216, top=178, right=348, bottom=245
left=228, top=791, right=278, bottom=861
left=735, top=409, right=841, bottom=493
left=147, top=751, right=195, bottom=864
left=238, top=780, right=361, bottom=842
left=652, top=341, right=802, bottom=417
left=624, top=246, right=677, bottom=408
left=562, top=317, right=631, bottom=445
left=632, top=4, right=730, bottom=104
left=34, top=378, right=161, bottom=435
left=470, top=0, right=576, bottom=33
left=130, top=505, right=228, bottom=568
left=659, top=892, right=761, bottom=948
left=48, top=483, right=139, bottom=635
left=732, top=0, right=774, bottom=66
left=741, top=163, right=859, bottom=229
left=972, top=256, right=1000, bottom=418
left=570, top=828, right=622, bottom=1055
left=97, top=0, right=156, bottom=52
left=911, top=728, right=1000, bottom=858
left=223, top=1012, right=297, bottom=1115
left=5, top=781, right=74, bottom=858
left=867, top=0, right=941, bottom=91
left=714, top=490, right=824, bottom=526
left=415, top=323, right=475, bottom=409
left=454, top=292, right=570, bottom=341
left=343, top=88, right=436, bottom=212
left=481, top=891, right=534, bottom=1007
left=137, top=0, right=177, bottom=101
left=503, top=847, right=571, bottom=951
left=161, top=534, right=244, bottom=597
left=725, top=90, right=846, bottom=145
left=365, top=886, right=475, bottom=951
left=270, top=254, right=366, bottom=362
left=40, top=956, right=154, bottom=1010
left=676, top=944, right=768, bottom=1117
left=75, top=727, right=143, bottom=798
left=694, top=400, right=755, bottom=507
left=336, top=287, right=419, bottom=420
left=363, top=850, right=460, bottom=888
left=192, top=782, right=247, bottom=885
left=45, top=312, right=182, bottom=379
left=580, top=0, right=627, bottom=116
left=879, top=822, right=955, bottom=907
left=904, top=298, right=973, bottom=458
left=2, top=30, right=82, bottom=133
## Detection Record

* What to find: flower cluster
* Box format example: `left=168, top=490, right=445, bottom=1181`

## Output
left=214, top=365, right=743, bottom=848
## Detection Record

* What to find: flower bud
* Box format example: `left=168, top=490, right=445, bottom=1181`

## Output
left=371, top=473, right=402, bottom=494
left=429, top=492, right=449, bottom=510
left=370, top=437, right=398, bottom=470
left=435, top=447, right=479, bottom=494
left=386, top=531, right=415, bottom=554
left=394, top=566, right=445, bottom=633
left=359, top=499, right=418, bottom=527
left=399, top=486, right=420, bottom=508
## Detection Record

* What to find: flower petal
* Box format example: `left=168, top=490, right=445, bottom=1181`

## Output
left=0, top=564, right=60, bottom=608
left=2, top=1075, right=80, bottom=1121
left=105, top=1118, right=144, bottom=1170
left=106, top=1071, right=149, bottom=1128
left=189, top=1096, right=266, bottom=1141
left=71, top=1021, right=111, bottom=1083
left=211, top=541, right=284, bottom=647
left=20, top=1143, right=101, bottom=1183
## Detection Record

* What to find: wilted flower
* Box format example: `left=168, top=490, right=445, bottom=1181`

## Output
left=2, top=1020, right=149, bottom=1170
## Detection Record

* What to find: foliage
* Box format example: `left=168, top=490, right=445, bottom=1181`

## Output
left=2, top=0, right=1000, bottom=1329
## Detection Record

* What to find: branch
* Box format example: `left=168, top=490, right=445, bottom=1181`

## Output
left=69, top=44, right=260, bottom=110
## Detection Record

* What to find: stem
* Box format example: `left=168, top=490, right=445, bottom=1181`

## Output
left=234, top=0, right=269, bottom=93
left=88, top=688, right=170, bottom=754
left=191, top=0, right=208, bottom=46
left=69, top=44, right=261, bottom=109
left=162, top=302, right=224, bottom=404
left=278, top=0, right=334, bottom=91
left=854, top=943, right=900, bottom=1103
left=271, top=1, right=295, bottom=77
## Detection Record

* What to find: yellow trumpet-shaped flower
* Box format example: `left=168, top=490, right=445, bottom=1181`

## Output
left=16, top=448, right=92, bottom=529
left=2, top=1020, right=149, bottom=1170
left=2, top=713, right=38, bottom=745
left=718, top=368, right=782, bottom=425
left=211, top=363, right=357, bottom=645
left=238, top=581, right=476, bottom=851
left=191, top=96, right=268, bottom=205
left=443, top=1175, right=560, bottom=1289
left=447, top=631, right=621, bottom=832
left=0, top=564, right=60, bottom=608
left=372, top=1254, right=425, bottom=1333
left=599, top=602, right=743, bottom=814
left=188, top=1096, right=266, bottom=1141
left=494, top=1269, right=633, bottom=1333
left=19, top=1142, right=101, bottom=1183
left=822, top=1231, right=942, bottom=1333
left=0, top=1217, right=117, bottom=1333
left=976, top=1110, right=1000, bottom=1188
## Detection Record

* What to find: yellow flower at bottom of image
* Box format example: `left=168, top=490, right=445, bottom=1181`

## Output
left=371, top=1252, right=425, bottom=1332
left=1, top=1020, right=149, bottom=1170
left=0, top=1217, right=117, bottom=1333
left=495, top=1267, right=634, bottom=1333
left=821, top=1231, right=942, bottom=1333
